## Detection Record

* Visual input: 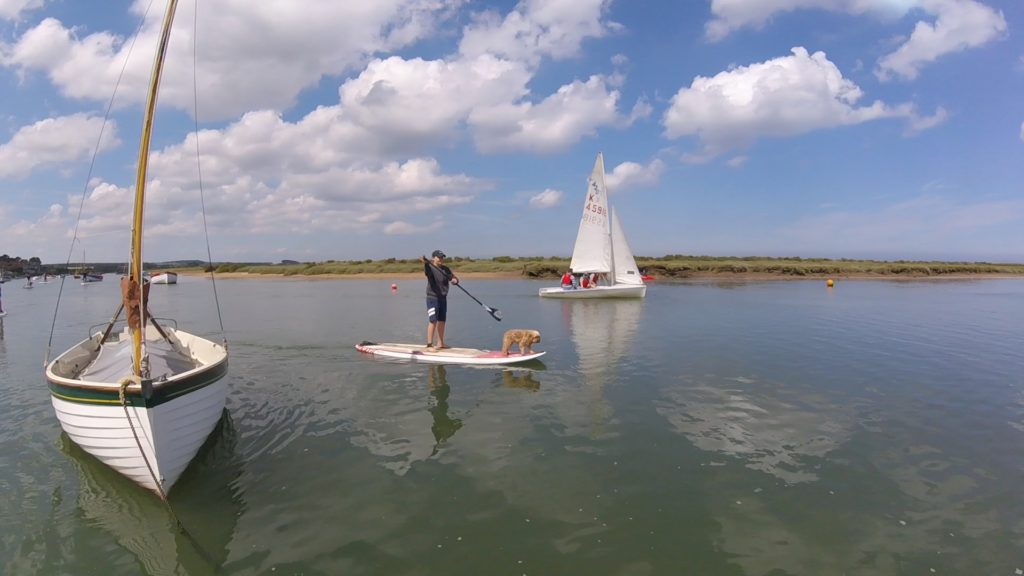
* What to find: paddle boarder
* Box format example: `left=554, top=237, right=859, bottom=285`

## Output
left=420, top=250, right=459, bottom=350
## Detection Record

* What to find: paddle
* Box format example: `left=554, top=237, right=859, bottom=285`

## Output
left=453, top=282, right=503, bottom=321
left=424, top=258, right=503, bottom=321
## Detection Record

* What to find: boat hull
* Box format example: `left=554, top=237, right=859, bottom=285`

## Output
left=539, top=284, right=647, bottom=299
left=46, top=327, right=228, bottom=496
left=150, top=272, right=177, bottom=284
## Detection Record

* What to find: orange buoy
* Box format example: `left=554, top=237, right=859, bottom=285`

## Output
left=826, top=279, right=834, bottom=287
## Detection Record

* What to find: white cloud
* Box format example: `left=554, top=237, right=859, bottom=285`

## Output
left=903, top=105, right=948, bottom=135
left=705, top=0, right=897, bottom=41
left=726, top=155, right=748, bottom=167
left=0, top=0, right=42, bottom=20
left=0, top=1, right=460, bottom=120
left=663, top=47, right=912, bottom=160
left=383, top=220, right=444, bottom=235
left=605, top=158, right=664, bottom=192
left=470, top=74, right=626, bottom=153
left=876, top=0, right=1007, bottom=81
left=130, top=109, right=489, bottom=238
left=338, top=55, right=532, bottom=156
left=705, top=0, right=1006, bottom=82
left=0, top=114, right=119, bottom=179
left=529, top=188, right=563, bottom=208
left=459, top=0, right=615, bottom=65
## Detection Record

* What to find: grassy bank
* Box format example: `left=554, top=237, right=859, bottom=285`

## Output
left=190, top=256, right=1024, bottom=279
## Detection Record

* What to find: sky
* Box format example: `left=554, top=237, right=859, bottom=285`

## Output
left=0, top=0, right=1021, bottom=265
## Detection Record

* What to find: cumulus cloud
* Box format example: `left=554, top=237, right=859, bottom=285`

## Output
left=471, top=74, right=627, bottom=153
left=133, top=110, right=487, bottom=238
left=605, top=158, right=664, bottom=192
left=903, top=105, right=948, bottom=135
left=0, top=0, right=42, bottom=20
left=704, top=0, right=1006, bottom=82
left=529, top=188, right=563, bottom=208
left=705, top=0, right=900, bottom=41
left=663, top=47, right=920, bottom=160
left=0, top=114, right=120, bottom=179
left=876, top=0, right=1007, bottom=81
left=0, top=1, right=460, bottom=120
left=459, top=0, right=616, bottom=65
left=383, top=220, right=444, bottom=235
left=338, top=55, right=532, bottom=156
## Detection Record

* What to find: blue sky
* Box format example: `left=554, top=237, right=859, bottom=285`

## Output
left=0, top=0, right=1021, bottom=264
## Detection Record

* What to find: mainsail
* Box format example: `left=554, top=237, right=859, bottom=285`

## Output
left=569, top=153, right=613, bottom=274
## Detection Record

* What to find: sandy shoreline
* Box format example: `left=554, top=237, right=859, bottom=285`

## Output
left=177, top=270, right=1022, bottom=281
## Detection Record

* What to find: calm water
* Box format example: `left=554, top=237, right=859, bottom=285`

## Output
left=1, top=276, right=1023, bottom=575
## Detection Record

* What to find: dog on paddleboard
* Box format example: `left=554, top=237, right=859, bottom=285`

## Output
left=501, top=329, right=541, bottom=356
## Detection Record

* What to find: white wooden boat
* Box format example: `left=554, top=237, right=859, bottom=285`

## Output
left=45, top=0, right=228, bottom=498
left=150, top=272, right=178, bottom=284
left=539, top=153, right=647, bottom=299
left=81, top=272, right=103, bottom=284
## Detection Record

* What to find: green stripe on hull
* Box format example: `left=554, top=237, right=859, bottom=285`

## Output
left=47, top=360, right=228, bottom=408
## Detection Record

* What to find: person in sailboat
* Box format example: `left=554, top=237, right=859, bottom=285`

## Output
left=561, top=270, right=573, bottom=289
left=419, top=250, right=459, bottom=350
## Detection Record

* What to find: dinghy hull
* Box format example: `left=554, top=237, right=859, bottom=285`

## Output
left=46, top=326, right=228, bottom=496
left=539, top=284, right=646, bottom=299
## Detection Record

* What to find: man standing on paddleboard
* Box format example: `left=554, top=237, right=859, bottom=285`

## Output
left=420, top=250, right=459, bottom=350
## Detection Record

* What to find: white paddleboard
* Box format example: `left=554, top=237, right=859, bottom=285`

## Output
left=356, top=342, right=545, bottom=365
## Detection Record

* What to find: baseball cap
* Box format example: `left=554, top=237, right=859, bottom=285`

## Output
left=431, top=250, right=446, bottom=259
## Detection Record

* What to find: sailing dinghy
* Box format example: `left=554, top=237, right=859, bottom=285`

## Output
left=539, top=153, right=646, bottom=299
left=45, top=0, right=228, bottom=498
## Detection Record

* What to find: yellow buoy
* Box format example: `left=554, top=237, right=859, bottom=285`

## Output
left=826, top=279, right=834, bottom=287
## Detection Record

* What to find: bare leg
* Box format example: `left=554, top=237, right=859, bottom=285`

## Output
left=436, top=321, right=446, bottom=348
left=427, top=322, right=436, bottom=347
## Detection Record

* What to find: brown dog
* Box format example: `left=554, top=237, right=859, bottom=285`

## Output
left=501, top=329, right=541, bottom=356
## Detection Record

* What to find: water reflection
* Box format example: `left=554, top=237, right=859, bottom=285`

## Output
left=47, top=410, right=242, bottom=575
left=427, top=365, right=463, bottom=452
left=560, top=300, right=642, bottom=438
left=497, top=368, right=541, bottom=391
left=656, top=375, right=853, bottom=484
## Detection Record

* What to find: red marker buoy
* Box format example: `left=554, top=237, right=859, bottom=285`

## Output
left=391, top=283, right=398, bottom=291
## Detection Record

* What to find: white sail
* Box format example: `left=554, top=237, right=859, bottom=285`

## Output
left=568, top=153, right=613, bottom=274
left=611, top=209, right=644, bottom=286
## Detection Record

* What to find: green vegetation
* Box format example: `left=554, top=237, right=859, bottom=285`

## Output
left=180, top=255, right=1024, bottom=279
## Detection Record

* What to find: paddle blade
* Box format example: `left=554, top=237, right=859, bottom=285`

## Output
left=487, top=307, right=503, bottom=321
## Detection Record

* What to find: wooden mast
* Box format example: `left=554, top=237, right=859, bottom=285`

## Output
left=128, top=0, right=179, bottom=377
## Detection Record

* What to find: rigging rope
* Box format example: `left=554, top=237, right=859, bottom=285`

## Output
left=44, top=0, right=160, bottom=367
left=192, top=0, right=227, bottom=343
left=119, top=376, right=219, bottom=572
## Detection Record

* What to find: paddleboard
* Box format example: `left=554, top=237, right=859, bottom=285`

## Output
left=356, top=341, right=545, bottom=365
